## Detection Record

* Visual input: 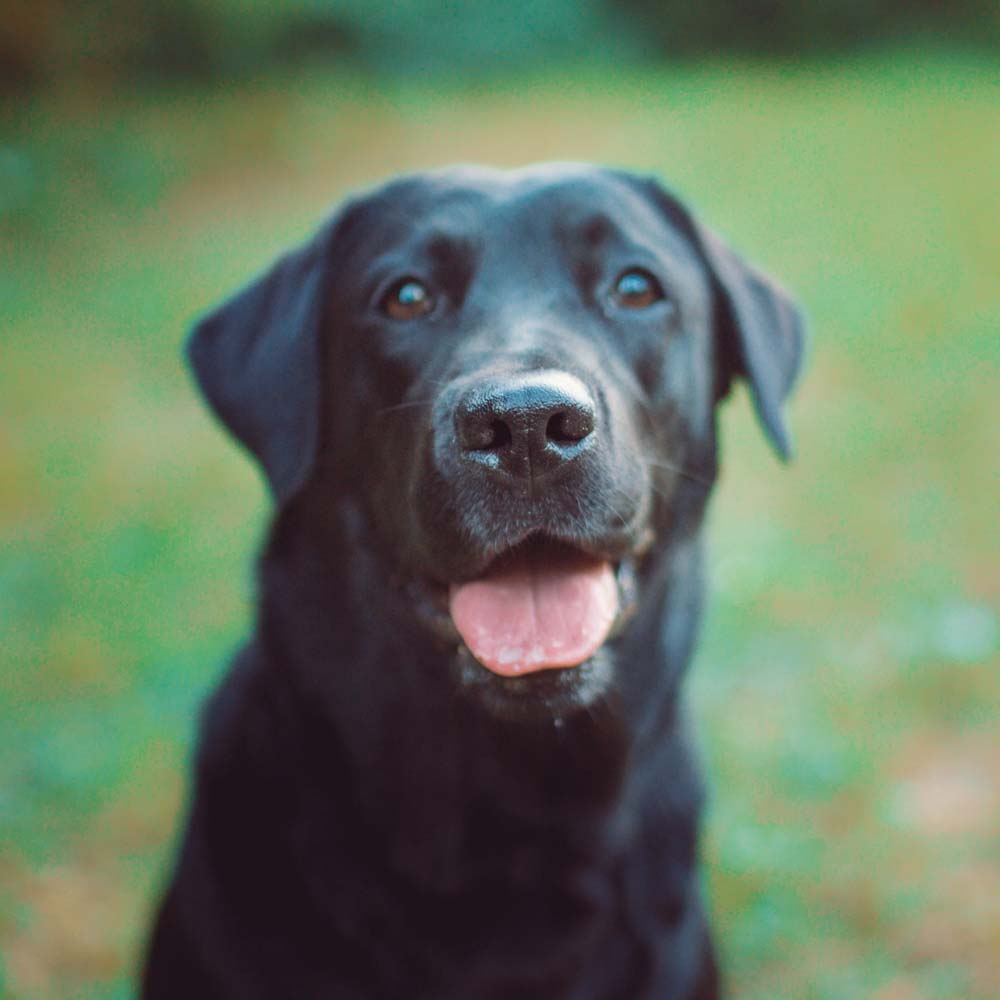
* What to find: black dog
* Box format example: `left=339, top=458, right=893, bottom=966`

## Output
left=143, top=164, right=804, bottom=999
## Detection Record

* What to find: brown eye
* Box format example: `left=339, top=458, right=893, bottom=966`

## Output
left=612, top=269, right=663, bottom=309
left=382, top=278, right=434, bottom=321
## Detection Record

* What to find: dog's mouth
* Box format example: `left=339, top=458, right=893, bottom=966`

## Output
left=405, top=534, right=642, bottom=677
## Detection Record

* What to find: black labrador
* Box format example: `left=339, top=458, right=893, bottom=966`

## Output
left=143, top=164, right=804, bottom=999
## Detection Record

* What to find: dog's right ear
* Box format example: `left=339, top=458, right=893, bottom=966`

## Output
left=187, top=211, right=346, bottom=507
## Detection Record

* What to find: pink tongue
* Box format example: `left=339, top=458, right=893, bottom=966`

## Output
left=449, top=546, right=618, bottom=677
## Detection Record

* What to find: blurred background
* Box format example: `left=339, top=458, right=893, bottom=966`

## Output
left=2, top=2, right=998, bottom=997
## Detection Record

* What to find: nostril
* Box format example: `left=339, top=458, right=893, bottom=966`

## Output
left=487, top=419, right=512, bottom=450
left=546, top=407, right=593, bottom=445
left=460, top=413, right=513, bottom=452
left=546, top=411, right=572, bottom=443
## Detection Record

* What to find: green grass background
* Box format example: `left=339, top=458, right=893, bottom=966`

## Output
left=2, top=46, right=998, bottom=998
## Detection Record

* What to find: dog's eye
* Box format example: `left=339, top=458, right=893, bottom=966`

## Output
left=382, top=278, right=435, bottom=321
left=612, top=269, right=663, bottom=309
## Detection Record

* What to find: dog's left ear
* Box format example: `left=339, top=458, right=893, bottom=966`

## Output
left=186, top=211, right=345, bottom=506
left=692, top=224, right=806, bottom=461
left=632, top=175, right=806, bottom=460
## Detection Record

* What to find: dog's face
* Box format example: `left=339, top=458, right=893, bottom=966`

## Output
left=189, top=164, right=803, bottom=720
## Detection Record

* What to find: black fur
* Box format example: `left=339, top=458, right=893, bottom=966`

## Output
left=143, top=164, right=804, bottom=999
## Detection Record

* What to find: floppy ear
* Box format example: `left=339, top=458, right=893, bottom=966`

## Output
left=691, top=224, right=806, bottom=460
left=630, top=174, right=806, bottom=460
left=187, top=215, right=341, bottom=505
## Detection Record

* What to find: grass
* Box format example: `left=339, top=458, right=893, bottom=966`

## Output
left=2, top=44, right=998, bottom=998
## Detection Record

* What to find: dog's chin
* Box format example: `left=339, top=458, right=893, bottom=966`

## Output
left=450, top=643, right=616, bottom=723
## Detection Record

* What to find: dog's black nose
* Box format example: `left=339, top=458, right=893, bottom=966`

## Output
left=455, top=371, right=596, bottom=478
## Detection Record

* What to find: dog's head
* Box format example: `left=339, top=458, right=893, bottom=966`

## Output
left=189, top=164, right=804, bottom=719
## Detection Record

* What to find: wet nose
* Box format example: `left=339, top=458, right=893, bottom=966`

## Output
left=454, top=370, right=596, bottom=479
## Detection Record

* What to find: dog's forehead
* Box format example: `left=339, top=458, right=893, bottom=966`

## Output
left=346, top=165, right=695, bottom=262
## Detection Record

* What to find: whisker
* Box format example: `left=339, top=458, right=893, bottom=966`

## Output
left=581, top=493, right=633, bottom=531
left=647, top=480, right=673, bottom=503
left=644, top=457, right=712, bottom=489
left=375, top=399, right=435, bottom=417
left=612, top=374, right=665, bottom=440
left=604, top=501, right=634, bottom=530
